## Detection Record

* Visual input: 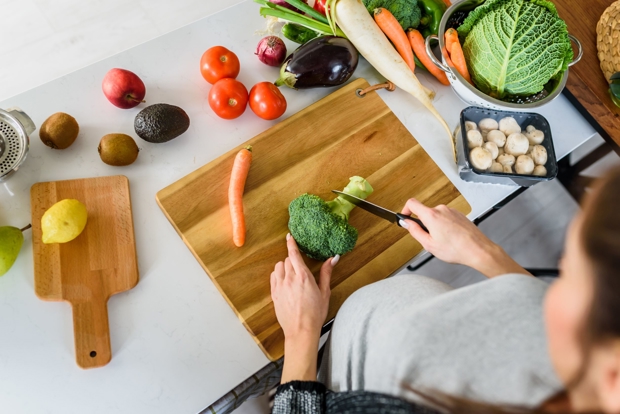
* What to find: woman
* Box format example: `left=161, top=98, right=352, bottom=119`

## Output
left=269, top=166, right=620, bottom=413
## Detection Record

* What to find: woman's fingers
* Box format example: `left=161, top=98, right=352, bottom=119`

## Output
left=274, top=261, right=285, bottom=283
left=286, top=233, right=308, bottom=276
left=402, top=198, right=432, bottom=220
left=318, top=255, right=338, bottom=296
left=405, top=219, right=432, bottom=247
left=284, top=257, right=295, bottom=279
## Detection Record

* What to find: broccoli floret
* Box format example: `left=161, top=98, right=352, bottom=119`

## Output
left=288, top=176, right=374, bottom=261
left=362, top=0, right=422, bottom=30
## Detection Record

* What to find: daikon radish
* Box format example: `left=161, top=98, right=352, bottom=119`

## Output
left=329, top=0, right=456, bottom=160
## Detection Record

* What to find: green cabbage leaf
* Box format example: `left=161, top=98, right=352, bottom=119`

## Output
left=457, top=0, right=573, bottom=98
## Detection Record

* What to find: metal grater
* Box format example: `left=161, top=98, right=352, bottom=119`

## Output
left=0, top=107, right=35, bottom=182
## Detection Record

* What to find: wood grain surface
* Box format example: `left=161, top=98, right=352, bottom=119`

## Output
left=156, top=79, right=471, bottom=360
left=555, top=0, right=620, bottom=148
left=31, top=175, right=139, bottom=369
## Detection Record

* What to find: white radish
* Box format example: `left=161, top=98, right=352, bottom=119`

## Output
left=331, top=0, right=456, bottom=160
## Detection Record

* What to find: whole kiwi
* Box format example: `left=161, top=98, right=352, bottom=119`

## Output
left=98, top=134, right=139, bottom=166
left=39, top=112, right=80, bottom=149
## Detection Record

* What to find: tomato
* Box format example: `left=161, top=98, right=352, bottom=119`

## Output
left=208, top=78, right=248, bottom=119
left=200, top=46, right=240, bottom=84
left=249, top=82, right=287, bottom=121
left=313, top=0, right=327, bottom=15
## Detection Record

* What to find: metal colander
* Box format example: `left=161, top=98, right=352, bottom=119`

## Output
left=0, top=107, right=35, bottom=182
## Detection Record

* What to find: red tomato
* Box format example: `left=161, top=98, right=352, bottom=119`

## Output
left=209, top=78, right=248, bottom=119
left=249, top=82, right=287, bottom=121
left=313, top=0, right=327, bottom=15
left=200, top=46, right=240, bottom=84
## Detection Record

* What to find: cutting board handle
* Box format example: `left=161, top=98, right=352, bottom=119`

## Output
left=71, top=299, right=112, bottom=369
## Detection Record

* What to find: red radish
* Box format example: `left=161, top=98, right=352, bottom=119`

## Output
left=256, top=36, right=287, bottom=67
left=313, top=0, right=327, bottom=14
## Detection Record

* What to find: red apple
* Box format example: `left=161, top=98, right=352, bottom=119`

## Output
left=102, top=68, right=146, bottom=109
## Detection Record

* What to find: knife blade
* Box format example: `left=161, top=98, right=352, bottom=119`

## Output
left=332, top=191, right=428, bottom=233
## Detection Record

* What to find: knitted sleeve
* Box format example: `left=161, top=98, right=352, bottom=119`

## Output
left=272, top=381, right=326, bottom=414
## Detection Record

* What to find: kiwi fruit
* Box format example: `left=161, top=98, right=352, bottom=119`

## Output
left=39, top=112, right=80, bottom=149
left=98, top=134, right=139, bottom=166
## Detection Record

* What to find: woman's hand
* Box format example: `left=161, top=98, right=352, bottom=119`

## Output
left=400, top=198, right=530, bottom=278
left=271, top=234, right=338, bottom=382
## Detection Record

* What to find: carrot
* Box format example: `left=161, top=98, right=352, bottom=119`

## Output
left=374, top=8, right=416, bottom=73
left=407, top=29, right=450, bottom=86
left=444, top=29, right=472, bottom=84
left=444, top=28, right=458, bottom=55
left=229, top=146, right=252, bottom=247
left=442, top=0, right=452, bottom=6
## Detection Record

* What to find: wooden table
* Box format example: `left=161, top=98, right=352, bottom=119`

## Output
left=555, top=0, right=620, bottom=151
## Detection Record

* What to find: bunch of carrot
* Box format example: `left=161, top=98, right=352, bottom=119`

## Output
left=372, top=8, right=470, bottom=87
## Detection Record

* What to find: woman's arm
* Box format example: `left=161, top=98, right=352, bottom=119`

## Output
left=271, top=234, right=337, bottom=383
left=400, top=199, right=531, bottom=278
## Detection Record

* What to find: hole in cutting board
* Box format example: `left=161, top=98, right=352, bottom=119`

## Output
left=90, top=351, right=97, bottom=358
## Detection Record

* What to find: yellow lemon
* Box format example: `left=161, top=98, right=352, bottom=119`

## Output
left=41, top=199, right=88, bottom=244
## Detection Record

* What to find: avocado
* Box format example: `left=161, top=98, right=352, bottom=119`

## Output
left=134, top=103, right=190, bottom=143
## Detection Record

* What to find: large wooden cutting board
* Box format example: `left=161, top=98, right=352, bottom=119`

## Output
left=31, top=175, right=139, bottom=369
left=156, top=78, right=471, bottom=360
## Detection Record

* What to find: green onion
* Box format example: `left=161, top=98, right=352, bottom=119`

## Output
left=281, top=0, right=329, bottom=25
left=255, top=1, right=347, bottom=38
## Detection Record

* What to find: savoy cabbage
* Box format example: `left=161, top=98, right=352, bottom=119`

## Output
left=457, top=0, right=573, bottom=98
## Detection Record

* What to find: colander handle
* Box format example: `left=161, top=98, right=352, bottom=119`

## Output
left=425, top=35, right=451, bottom=73
left=568, top=34, right=583, bottom=67
left=7, top=107, right=36, bottom=135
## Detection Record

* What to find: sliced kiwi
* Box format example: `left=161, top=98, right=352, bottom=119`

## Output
left=98, top=134, right=139, bottom=166
left=39, top=112, right=79, bottom=149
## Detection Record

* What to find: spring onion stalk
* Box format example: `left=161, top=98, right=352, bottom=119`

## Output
left=256, top=0, right=347, bottom=38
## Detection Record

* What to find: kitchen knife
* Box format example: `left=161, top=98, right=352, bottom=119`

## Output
left=332, top=190, right=429, bottom=233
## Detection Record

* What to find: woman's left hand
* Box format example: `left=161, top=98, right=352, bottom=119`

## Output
left=271, top=234, right=338, bottom=382
left=271, top=234, right=336, bottom=342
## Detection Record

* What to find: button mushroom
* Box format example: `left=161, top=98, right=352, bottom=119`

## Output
left=465, top=121, right=478, bottom=132
left=525, top=129, right=545, bottom=145
left=469, top=147, right=493, bottom=170
left=478, top=118, right=499, bottom=132
left=497, top=153, right=515, bottom=167
left=503, top=165, right=513, bottom=173
left=467, top=129, right=484, bottom=149
left=486, top=130, right=506, bottom=148
left=533, top=165, right=547, bottom=177
left=483, top=141, right=499, bottom=160
left=530, top=145, right=547, bottom=165
left=526, top=125, right=536, bottom=133
left=504, top=133, right=529, bottom=156
left=497, top=147, right=504, bottom=157
left=499, top=117, right=521, bottom=136
left=515, top=155, right=535, bottom=175
left=489, top=162, right=503, bottom=173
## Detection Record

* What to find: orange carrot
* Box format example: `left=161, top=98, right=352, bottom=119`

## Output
left=442, top=0, right=452, bottom=6
left=229, top=146, right=252, bottom=247
left=374, top=8, right=416, bottom=73
left=444, top=28, right=458, bottom=55
left=407, top=29, right=450, bottom=86
left=444, top=29, right=472, bottom=84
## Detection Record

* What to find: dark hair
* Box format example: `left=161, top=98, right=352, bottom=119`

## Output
left=580, top=165, right=620, bottom=343
left=408, top=166, right=620, bottom=414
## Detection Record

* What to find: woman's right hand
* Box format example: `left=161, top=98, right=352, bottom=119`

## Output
left=400, top=198, right=530, bottom=278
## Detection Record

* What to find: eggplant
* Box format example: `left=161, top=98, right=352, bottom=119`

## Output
left=275, top=36, right=359, bottom=89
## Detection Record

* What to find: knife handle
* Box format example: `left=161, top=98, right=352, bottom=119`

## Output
left=396, top=213, right=429, bottom=233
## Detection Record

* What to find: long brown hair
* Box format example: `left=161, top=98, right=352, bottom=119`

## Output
left=410, top=166, right=620, bottom=414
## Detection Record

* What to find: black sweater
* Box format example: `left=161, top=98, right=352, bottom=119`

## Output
left=272, top=381, right=440, bottom=414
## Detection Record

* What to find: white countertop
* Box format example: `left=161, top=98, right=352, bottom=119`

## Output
left=0, top=1, right=597, bottom=413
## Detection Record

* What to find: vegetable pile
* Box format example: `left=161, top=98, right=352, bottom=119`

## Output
left=362, top=0, right=421, bottom=32
left=457, top=0, right=573, bottom=99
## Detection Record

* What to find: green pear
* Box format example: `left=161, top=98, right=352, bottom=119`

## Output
left=0, top=226, right=27, bottom=276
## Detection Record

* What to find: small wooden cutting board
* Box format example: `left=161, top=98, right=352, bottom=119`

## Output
left=157, top=78, right=471, bottom=360
left=31, top=175, right=139, bottom=369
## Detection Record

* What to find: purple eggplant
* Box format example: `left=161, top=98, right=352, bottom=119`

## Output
left=275, top=36, right=359, bottom=89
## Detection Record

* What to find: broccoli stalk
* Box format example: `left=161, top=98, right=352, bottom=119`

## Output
left=288, top=176, right=374, bottom=261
